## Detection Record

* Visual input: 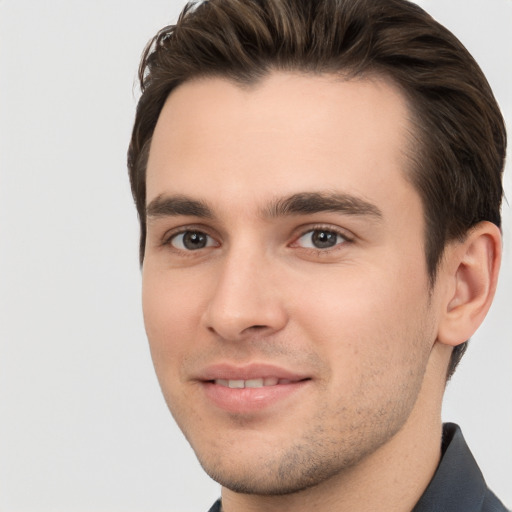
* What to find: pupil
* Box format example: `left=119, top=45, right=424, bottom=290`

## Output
left=183, top=231, right=207, bottom=250
left=312, top=230, right=337, bottom=248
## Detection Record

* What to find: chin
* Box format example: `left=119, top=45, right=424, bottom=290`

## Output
left=193, top=431, right=374, bottom=496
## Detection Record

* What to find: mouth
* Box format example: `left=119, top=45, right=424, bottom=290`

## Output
left=197, top=364, right=311, bottom=414
left=211, top=377, right=306, bottom=388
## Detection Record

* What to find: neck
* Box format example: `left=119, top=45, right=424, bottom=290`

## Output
left=220, top=343, right=450, bottom=512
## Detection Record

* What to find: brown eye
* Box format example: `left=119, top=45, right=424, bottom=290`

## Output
left=170, top=231, right=215, bottom=250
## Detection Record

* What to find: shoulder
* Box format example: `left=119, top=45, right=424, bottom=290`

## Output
left=481, top=490, right=510, bottom=512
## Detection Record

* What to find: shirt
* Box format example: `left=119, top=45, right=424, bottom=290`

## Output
left=207, top=423, right=509, bottom=511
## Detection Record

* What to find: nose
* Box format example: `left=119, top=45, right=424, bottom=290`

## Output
left=201, top=247, right=288, bottom=342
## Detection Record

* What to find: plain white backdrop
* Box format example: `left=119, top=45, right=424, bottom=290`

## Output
left=0, top=1, right=510, bottom=511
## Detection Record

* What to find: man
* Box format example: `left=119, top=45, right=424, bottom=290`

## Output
left=127, top=0, right=508, bottom=510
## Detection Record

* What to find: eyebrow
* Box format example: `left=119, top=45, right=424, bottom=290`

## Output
left=146, top=194, right=214, bottom=219
left=146, top=191, right=383, bottom=221
left=264, top=192, right=383, bottom=219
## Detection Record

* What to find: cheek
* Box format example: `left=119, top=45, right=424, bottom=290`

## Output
left=295, top=275, right=434, bottom=435
left=291, top=263, right=432, bottom=379
left=141, top=268, right=201, bottom=373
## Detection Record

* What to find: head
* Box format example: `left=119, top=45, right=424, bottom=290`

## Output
left=128, top=0, right=505, bottom=379
left=128, top=0, right=505, bottom=499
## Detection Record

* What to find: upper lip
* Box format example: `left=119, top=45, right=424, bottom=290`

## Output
left=196, top=363, right=310, bottom=382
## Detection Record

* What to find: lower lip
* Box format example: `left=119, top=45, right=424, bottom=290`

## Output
left=201, top=380, right=309, bottom=414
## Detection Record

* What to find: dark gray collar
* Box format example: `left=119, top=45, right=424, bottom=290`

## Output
left=413, top=423, right=507, bottom=511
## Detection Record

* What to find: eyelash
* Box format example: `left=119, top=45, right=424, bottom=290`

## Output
left=161, top=224, right=353, bottom=254
left=292, top=225, right=353, bottom=252
left=162, top=225, right=218, bottom=252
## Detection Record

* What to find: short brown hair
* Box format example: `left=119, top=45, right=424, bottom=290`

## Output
left=128, top=0, right=506, bottom=378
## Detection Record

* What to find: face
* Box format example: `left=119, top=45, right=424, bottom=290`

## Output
left=142, top=72, right=440, bottom=495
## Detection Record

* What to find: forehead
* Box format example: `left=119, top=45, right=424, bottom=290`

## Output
left=146, top=72, right=416, bottom=216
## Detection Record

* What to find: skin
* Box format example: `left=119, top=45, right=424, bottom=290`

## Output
left=142, top=72, right=501, bottom=512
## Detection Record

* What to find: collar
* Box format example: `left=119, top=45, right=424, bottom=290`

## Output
left=413, top=423, right=488, bottom=511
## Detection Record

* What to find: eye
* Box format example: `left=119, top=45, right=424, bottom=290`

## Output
left=169, top=230, right=217, bottom=251
left=295, top=229, right=347, bottom=249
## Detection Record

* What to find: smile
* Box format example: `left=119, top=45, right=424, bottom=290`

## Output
left=199, top=367, right=310, bottom=414
left=196, top=363, right=312, bottom=413
left=213, top=377, right=298, bottom=388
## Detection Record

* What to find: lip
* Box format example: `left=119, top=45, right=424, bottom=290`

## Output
left=196, top=363, right=311, bottom=414
left=197, top=363, right=310, bottom=382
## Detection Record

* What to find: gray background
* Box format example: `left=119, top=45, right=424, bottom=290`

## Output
left=0, top=1, right=510, bottom=510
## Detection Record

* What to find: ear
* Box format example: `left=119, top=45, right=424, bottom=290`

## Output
left=437, top=221, right=502, bottom=347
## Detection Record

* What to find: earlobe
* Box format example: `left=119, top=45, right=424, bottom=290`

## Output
left=437, top=221, right=502, bottom=347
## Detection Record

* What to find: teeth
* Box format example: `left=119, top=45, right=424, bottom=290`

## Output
left=214, top=377, right=287, bottom=388
left=245, top=378, right=264, bottom=388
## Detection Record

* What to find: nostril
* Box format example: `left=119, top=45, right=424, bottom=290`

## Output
left=244, top=325, right=270, bottom=334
